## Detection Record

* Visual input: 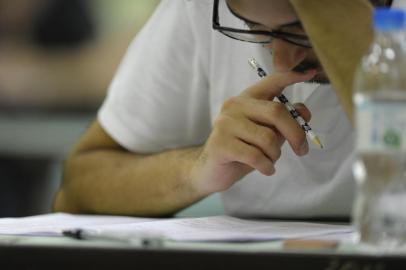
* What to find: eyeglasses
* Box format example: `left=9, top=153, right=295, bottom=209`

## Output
left=212, top=0, right=312, bottom=48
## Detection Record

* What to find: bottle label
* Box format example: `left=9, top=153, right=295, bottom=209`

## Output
left=356, top=101, right=406, bottom=151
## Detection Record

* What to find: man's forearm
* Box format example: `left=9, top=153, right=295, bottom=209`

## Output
left=54, top=140, right=206, bottom=217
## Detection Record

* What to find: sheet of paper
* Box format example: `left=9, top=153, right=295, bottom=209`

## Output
left=84, top=216, right=353, bottom=242
left=0, top=213, right=157, bottom=236
left=0, top=214, right=353, bottom=242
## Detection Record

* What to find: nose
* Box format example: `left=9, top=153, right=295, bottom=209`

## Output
left=264, top=39, right=307, bottom=73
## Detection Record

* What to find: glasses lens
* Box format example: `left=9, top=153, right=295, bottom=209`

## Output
left=220, top=30, right=271, bottom=43
left=215, top=0, right=312, bottom=47
left=281, top=35, right=312, bottom=48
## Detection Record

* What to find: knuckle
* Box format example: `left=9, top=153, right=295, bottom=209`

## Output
left=213, top=114, right=230, bottom=129
left=254, top=128, right=282, bottom=161
left=268, top=102, right=286, bottom=117
left=221, top=96, right=240, bottom=112
left=258, top=129, right=274, bottom=147
left=246, top=149, right=264, bottom=166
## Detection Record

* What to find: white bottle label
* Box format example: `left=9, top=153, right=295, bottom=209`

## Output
left=356, top=101, right=406, bottom=151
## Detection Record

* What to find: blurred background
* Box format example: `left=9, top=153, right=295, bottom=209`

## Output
left=0, top=0, right=161, bottom=217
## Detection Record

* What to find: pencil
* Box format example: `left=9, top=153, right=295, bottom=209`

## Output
left=248, top=58, right=323, bottom=149
left=62, top=229, right=164, bottom=248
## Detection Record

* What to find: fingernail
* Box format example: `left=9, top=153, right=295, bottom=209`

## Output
left=300, top=141, right=309, bottom=155
left=294, top=103, right=305, bottom=111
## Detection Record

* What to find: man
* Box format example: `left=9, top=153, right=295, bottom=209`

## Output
left=54, top=0, right=398, bottom=218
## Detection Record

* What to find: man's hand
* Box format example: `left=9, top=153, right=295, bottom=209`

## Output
left=190, top=70, right=317, bottom=195
left=56, top=70, right=316, bottom=216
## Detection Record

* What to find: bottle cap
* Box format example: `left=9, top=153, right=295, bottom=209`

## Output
left=374, top=8, right=406, bottom=31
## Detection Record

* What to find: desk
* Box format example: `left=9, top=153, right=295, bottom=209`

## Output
left=1, top=235, right=405, bottom=270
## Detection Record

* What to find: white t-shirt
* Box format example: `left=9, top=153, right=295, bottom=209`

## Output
left=99, top=0, right=398, bottom=218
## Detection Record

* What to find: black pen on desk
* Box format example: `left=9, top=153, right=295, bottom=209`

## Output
left=62, top=229, right=164, bottom=248
left=248, top=58, right=323, bottom=149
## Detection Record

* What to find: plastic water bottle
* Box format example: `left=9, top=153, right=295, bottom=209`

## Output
left=353, top=8, right=406, bottom=248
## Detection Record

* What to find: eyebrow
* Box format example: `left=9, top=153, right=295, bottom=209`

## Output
left=226, top=2, right=303, bottom=29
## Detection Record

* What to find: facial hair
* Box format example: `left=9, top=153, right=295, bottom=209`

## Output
left=293, top=60, right=330, bottom=84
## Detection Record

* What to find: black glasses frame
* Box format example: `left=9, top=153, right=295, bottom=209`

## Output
left=212, top=0, right=312, bottom=48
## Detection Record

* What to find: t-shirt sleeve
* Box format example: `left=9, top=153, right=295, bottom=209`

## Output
left=98, top=0, right=211, bottom=153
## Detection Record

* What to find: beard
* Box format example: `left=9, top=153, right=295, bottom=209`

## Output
left=309, top=73, right=330, bottom=84
left=265, top=48, right=330, bottom=84
left=292, top=60, right=330, bottom=84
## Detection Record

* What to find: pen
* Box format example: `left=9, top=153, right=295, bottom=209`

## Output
left=248, top=58, right=323, bottom=149
left=62, top=229, right=164, bottom=248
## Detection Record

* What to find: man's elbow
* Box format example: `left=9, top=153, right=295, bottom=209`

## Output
left=53, top=155, right=84, bottom=214
left=53, top=188, right=82, bottom=213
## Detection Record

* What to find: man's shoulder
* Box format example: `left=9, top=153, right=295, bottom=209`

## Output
left=183, top=0, right=213, bottom=18
left=158, top=0, right=212, bottom=29
left=183, top=0, right=212, bottom=6
left=159, top=0, right=212, bottom=15
left=170, top=0, right=212, bottom=12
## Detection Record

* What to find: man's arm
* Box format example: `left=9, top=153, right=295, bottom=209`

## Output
left=54, top=120, right=205, bottom=216
left=55, top=71, right=314, bottom=217
left=291, top=0, right=374, bottom=119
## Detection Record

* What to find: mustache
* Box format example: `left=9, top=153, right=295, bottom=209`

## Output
left=292, top=61, right=320, bottom=74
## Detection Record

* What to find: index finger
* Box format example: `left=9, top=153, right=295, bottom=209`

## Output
left=241, top=70, right=317, bottom=100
